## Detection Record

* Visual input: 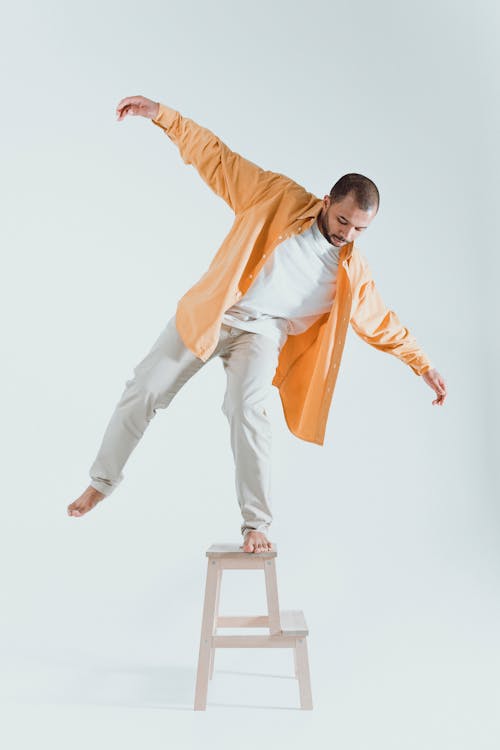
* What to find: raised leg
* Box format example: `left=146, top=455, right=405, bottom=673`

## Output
left=88, top=315, right=208, bottom=496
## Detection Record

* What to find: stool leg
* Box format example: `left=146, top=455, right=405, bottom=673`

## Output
left=295, top=637, right=313, bottom=710
left=209, top=567, right=222, bottom=680
left=293, top=644, right=298, bottom=678
left=194, top=559, right=219, bottom=710
left=263, top=559, right=281, bottom=634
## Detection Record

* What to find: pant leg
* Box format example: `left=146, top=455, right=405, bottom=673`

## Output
left=219, top=327, right=283, bottom=538
left=89, top=314, right=212, bottom=495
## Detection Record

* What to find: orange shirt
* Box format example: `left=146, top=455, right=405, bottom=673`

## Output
left=151, top=103, right=432, bottom=446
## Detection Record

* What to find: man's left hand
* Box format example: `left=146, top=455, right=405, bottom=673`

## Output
left=421, top=367, right=447, bottom=406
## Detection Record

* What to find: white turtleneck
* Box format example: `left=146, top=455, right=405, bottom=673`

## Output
left=222, top=217, right=341, bottom=348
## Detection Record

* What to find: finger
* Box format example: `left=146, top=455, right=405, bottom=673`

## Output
left=119, top=104, right=140, bottom=119
left=122, top=104, right=141, bottom=118
left=116, top=95, right=140, bottom=111
left=116, top=99, right=133, bottom=117
left=116, top=96, right=133, bottom=109
left=116, top=97, right=141, bottom=118
left=116, top=103, right=131, bottom=120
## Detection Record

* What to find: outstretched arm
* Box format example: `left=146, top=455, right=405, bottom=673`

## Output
left=350, top=256, right=447, bottom=406
left=115, top=95, right=288, bottom=214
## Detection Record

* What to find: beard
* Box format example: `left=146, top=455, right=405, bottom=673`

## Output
left=318, top=210, right=336, bottom=246
left=318, top=209, right=347, bottom=247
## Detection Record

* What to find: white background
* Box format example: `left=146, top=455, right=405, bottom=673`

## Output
left=1, top=0, right=499, bottom=747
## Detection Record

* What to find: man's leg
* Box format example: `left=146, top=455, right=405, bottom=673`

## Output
left=68, top=314, right=211, bottom=516
left=219, top=327, right=282, bottom=552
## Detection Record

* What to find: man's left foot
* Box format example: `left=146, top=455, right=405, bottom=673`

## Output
left=241, top=530, right=272, bottom=553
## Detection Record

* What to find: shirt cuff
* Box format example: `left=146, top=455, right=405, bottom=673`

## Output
left=151, top=102, right=179, bottom=131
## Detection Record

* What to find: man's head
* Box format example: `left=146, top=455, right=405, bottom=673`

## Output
left=317, top=173, right=379, bottom=248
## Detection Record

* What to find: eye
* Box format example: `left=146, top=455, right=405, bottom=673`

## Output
left=338, top=219, right=348, bottom=225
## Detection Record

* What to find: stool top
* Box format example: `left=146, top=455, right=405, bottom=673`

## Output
left=206, top=543, right=277, bottom=558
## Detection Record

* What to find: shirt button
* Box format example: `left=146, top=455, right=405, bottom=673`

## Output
left=249, top=274, right=253, bottom=279
left=278, top=235, right=283, bottom=240
left=262, top=253, right=267, bottom=258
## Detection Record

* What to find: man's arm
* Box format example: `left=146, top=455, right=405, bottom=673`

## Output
left=115, top=95, right=288, bottom=214
left=151, top=103, right=290, bottom=213
left=349, top=255, right=447, bottom=405
left=350, top=256, right=432, bottom=374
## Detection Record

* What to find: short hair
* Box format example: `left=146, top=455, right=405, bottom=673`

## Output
left=329, top=173, right=379, bottom=212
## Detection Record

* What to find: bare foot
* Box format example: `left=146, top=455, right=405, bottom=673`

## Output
left=67, top=485, right=106, bottom=517
left=240, top=530, right=272, bottom=553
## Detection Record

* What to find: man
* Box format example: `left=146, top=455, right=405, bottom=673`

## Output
left=67, top=95, right=447, bottom=553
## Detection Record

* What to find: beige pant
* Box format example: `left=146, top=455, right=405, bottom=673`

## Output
left=89, top=314, right=283, bottom=537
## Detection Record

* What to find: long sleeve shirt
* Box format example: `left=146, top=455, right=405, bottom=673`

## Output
left=222, top=217, right=342, bottom=349
left=151, top=103, right=433, bottom=446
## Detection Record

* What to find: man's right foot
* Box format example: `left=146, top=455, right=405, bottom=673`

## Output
left=241, top=530, right=272, bottom=553
left=67, top=485, right=106, bottom=517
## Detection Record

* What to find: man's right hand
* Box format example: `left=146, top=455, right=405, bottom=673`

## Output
left=116, top=95, right=160, bottom=121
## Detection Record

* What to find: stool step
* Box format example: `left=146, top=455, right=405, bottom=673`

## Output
left=280, top=609, right=308, bottom=637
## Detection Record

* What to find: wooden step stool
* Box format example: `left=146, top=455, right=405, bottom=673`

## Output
left=194, top=543, right=313, bottom=710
